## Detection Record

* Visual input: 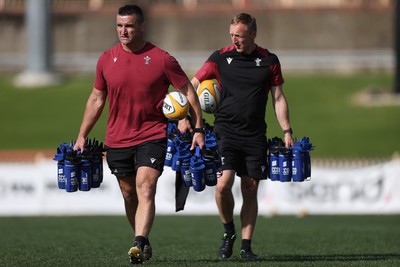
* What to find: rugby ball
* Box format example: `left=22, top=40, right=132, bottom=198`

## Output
left=162, top=91, right=189, bottom=120
left=197, top=80, right=221, bottom=113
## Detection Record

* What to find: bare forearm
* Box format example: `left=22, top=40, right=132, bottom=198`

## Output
left=75, top=89, right=106, bottom=150
left=271, top=85, right=294, bottom=147
left=78, top=104, right=103, bottom=139
left=188, top=77, right=203, bottom=127
left=187, top=94, right=203, bottom=128
left=177, top=80, right=205, bottom=149
left=274, top=96, right=291, bottom=131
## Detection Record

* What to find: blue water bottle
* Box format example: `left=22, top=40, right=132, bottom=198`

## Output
left=171, top=149, right=182, bottom=172
left=171, top=138, right=184, bottom=172
left=64, top=152, right=80, bottom=192
left=165, top=138, right=176, bottom=167
left=205, top=132, right=218, bottom=150
left=79, top=155, right=92, bottom=191
left=299, top=137, right=314, bottom=180
left=279, top=148, right=292, bottom=182
left=304, top=151, right=311, bottom=180
left=179, top=147, right=192, bottom=187
left=57, top=160, right=65, bottom=189
left=190, top=146, right=206, bottom=192
left=291, top=147, right=304, bottom=182
left=205, top=132, right=221, bottom=169
left=98, top=142, right=104, bottom=184
left=91, top=151, right=102, bottom=188
left=171, top=137, right=186, bottom=171
left=304, top=143, right=312, bottom=180
left=53, top=147, right=66, bottom=189
left=269, top=146, right=280, bottom=181
left=203, top=149, right=217, bottom=186
left=165, top=131, right=178, bottom=167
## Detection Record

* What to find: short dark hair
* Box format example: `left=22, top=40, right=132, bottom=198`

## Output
left=231, top=13, right=257, bottom=34
left=118, top=4, right=145, bottom=24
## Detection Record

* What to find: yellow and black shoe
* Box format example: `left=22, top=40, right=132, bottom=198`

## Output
left=128, top=242, right=144, bottom=264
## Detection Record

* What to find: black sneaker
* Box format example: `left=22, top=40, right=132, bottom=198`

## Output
left=128, top=242, right=144, bottom=264
left=218, top=233, right=236, bottom=259
left=143, top=244, right=152, bottom=261
left=240, top=249, right=260, bottom=261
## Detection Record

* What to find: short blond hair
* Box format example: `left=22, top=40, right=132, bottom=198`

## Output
left=231, top=13, right=257, bottom=34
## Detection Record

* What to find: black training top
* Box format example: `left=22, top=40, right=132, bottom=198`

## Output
left=195, top=44, right=284, bottom=140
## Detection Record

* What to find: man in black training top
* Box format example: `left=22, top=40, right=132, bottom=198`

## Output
left=186, top=12, right=294, bottom=260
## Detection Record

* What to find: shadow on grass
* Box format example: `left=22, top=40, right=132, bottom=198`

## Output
left=264, top=253, right=400, bottom=262
left=155, top=253, right=400, bottom=264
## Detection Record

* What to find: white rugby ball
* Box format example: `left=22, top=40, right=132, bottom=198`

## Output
left=197, top=80, right=221, bottom=113
left=162, top=91, right=189, bottom=120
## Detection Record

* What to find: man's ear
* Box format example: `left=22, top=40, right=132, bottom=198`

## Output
left=140, top=22, right=146, bottom=33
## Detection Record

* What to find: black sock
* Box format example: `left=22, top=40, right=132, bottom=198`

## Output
left=223, top=220, right=236, bottom=236
left=241, top=239, right=251, bottom=251
left=135, top=236, right=148, bottom=249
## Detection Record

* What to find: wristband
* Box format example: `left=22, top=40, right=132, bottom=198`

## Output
left=283, top=128, right=293, bottom=135
left=193, top=127, right=206, bottom=134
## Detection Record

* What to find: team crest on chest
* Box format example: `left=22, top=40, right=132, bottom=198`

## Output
left=255, top=58, right=261, bottom=66
left=144, top=55, right=151, bottom=65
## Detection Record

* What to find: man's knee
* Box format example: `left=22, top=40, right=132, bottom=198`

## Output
left=216, top=182, right=231, bottom=195
left=118, top=176, right=137, bottom=201
left=241, top=178, right=259, bottom=198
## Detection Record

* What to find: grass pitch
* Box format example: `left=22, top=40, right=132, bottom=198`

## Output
left=0, top=73, right=398, bottom=158
left=0, top=215, right=399, bottom=266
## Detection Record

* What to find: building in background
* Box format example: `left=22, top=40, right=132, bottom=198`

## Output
left=0, top=0, right=394, bottom=73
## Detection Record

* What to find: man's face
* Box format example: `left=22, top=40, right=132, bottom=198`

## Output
left=116, top=14, right=144, bottom=46
left=229, top=22, right=256, bottom=54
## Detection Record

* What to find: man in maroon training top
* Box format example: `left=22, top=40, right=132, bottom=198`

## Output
left=74, top=4, right=204, bottom=264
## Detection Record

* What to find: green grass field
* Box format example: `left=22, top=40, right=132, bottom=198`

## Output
left=0, top=215, right=399, bottom=266
left=0, top=73, right=398, bottom=158
left=1, top=73, right=398, bottom=267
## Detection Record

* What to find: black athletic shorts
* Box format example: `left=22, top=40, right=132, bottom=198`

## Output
left=104, top=138, right=167, bottom=177
left=217, top=137, right=268, bottom=180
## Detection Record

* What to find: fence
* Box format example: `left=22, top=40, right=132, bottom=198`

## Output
left=0, top=155, right=399, bottom=216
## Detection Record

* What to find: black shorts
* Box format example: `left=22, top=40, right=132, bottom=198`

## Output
left=217, top=137, right=268, bottom=180
left=104, top=138, right=167, bottom=177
